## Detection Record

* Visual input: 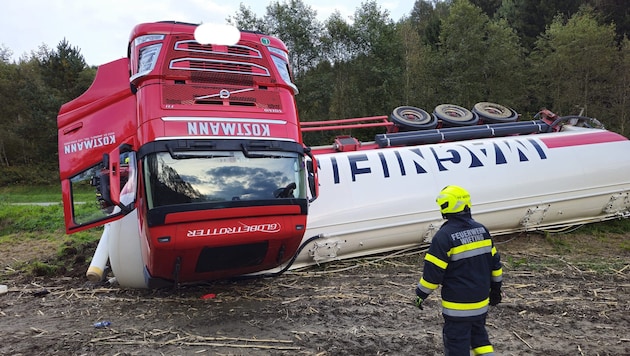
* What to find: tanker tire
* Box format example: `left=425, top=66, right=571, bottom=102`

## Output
left=473, top=102, right=518, bottom=123
left=434, top=104, right=478, bottom=126
left=390, top=106, right=437, bottom=130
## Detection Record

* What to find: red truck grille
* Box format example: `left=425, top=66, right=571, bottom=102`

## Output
left=174, top=40, right=262, bottom=59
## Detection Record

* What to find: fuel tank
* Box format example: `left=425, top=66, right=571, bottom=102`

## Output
left=291, top=125, right=630, bottom=267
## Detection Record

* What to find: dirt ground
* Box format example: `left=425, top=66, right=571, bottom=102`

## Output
left=0, top=232, right=629, bottom=356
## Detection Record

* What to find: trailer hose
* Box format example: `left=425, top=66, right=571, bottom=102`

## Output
left=535, top=114, right=601, bottom=132
left=232, top=233, right=324, bottom=280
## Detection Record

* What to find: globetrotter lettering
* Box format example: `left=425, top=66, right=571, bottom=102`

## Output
left=63, top=133, right=116, bottom=154
left=187, top=222, right=281, bottom=238
left=324, top=138, right=548, bottom=184
left=188, top=121, right=271, bottom=137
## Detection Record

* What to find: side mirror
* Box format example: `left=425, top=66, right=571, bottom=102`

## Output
left=304, top=147, right=319, bottom=202
left=108, top=149, right=122, bottom=206
left=107, top=144, right=136, bottom=213
left=97, top=161, right=113, bottom=208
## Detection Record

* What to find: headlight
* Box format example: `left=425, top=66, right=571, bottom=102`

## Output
left=138, top=43, right=162, bottom=73
left=131, top=43, right=163, bottom=81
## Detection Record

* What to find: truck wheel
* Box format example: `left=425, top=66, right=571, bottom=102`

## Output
left=473, top=102, right=518, bottom=123
left=434, top=104, right=478, bottom=126
left=390, top=106, right=437, bottom=130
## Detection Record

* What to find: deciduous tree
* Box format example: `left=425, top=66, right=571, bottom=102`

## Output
left=432, top=0, right=526, bottom=108
left=264, top=0, right=323, bottom=75
left=531, top=8, right=618, bottom=118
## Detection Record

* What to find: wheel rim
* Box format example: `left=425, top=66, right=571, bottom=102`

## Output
left=434, top=104, right=476, bottom=125
left=399, top=108, right=430, bottom=125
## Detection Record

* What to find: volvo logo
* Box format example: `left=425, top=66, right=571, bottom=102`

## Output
left=219, top=89, right=230, bottom=99
left=195, top=87, right=254, bottom=101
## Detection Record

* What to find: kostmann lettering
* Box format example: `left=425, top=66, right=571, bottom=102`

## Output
left=188, top=122, right=271, bottom=137
left=63, top=133, right=116, bottom=154
left=187, top=222, right=281, bottom=237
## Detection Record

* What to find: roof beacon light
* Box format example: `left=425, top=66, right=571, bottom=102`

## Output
left=194, top=23, right=241, bottom=46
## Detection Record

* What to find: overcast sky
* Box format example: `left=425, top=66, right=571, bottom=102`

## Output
left=1, top=0, right=415, bottom=66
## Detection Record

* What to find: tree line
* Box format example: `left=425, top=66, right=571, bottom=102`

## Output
left=0, top=0, right=628, bottom=185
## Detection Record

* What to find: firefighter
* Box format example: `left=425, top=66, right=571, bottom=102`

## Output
left=415, top=185, right=503, bottom=356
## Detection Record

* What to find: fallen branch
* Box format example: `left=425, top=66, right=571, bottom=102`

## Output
left=511, top=283, right=536, bottom=289
left=512, top=330, right=533, bottom=349
left=90, top=335, right=122, bottom=343
left=281, top=296, right=302, bottom=305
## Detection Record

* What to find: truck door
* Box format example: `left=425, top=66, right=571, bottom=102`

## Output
left=57, top=58, right=138, bottom=233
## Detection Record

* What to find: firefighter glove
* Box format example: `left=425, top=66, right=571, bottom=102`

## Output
left=489, top=287, right=502, bottom=306
left=414, top=296, right=424, bottom=310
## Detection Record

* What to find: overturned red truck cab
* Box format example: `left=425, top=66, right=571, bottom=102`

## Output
left=58, top=21, right=318, bottom=287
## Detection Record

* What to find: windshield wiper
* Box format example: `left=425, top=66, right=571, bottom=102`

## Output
left=172, top=153, right=233, bottom=159
left=166, top=145, right=232, bottom=160
left=240, top=143, right=293, bottom=158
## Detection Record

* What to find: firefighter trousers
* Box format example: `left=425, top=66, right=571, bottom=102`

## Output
left=442, top=315, right=494, bottom=356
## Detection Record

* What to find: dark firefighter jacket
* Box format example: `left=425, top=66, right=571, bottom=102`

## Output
left=416, top=212, right=503, bottom=320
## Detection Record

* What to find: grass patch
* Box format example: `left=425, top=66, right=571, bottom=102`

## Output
left=578, top=219, right=630, bottom=235
left=505, top=255, right=529, bottom=269
left=0, top=184, right=96, bottom=203
left=0, top=185, right=62, bottom=203
left=0, top=203, right=66, bottom=235
left=499, top=218, right=630, bottom=275
left=544, top=234, right=572, bottom=254
left=1, top=229, right=102, bottom=279
left=0, top=194, right=103, bottom=279
left=29, top=261, right=59, bottom=276
left=572, top=257, right=628, bottom=273
left=0, top=189, right=105, bottom=236
left=503, top=254, right=569, bottom=272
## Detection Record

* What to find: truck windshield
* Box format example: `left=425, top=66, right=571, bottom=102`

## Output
left=143, top=150, right=306, bottom=209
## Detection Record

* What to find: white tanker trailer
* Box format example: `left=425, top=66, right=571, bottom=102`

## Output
left=290, top=114, right=630, bottom=269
